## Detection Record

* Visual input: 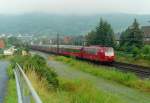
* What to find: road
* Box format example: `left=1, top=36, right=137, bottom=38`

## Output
left=0, top=61, right=9, bottom=103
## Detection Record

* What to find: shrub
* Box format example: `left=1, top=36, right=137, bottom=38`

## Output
left=10, top=55, right=59, bottom=88
left=141, top=45, right=150, bottom=60
left=142, top=45, right=150, bottom=54
left=131, top=46, right=140, bottom=59
left=7, top=64, right=15, bottom=79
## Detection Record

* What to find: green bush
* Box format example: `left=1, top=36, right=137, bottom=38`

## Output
left=7, top=64, right=15, bottom=79
left=131, top=46, right=140, bottom=59
left=119, top=44, right=150, bottom=61
left=10, top=55, right=59, bottom=89
left=141, top=45, right=150, bottom=60
left=142, top=45, right=150, bottom=54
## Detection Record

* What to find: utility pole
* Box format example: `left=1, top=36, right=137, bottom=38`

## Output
left=57, top=33, right=59, bottom=54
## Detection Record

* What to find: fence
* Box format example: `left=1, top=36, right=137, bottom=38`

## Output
left=14, top=63, right=42, bottom=103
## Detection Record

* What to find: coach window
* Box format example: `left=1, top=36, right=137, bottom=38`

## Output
left=88, top=48, right=95, bottom=54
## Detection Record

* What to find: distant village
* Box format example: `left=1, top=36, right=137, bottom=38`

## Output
left=0, top=25, right=149, bottom=56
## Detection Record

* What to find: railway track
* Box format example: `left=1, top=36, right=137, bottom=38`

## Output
left=76, top=58, right=150, bottom=78
left=31, top=49, right=150, bottom=78
left=85, top=60, right=150, bottom=78
left=111, top=62, right=150, bottom=78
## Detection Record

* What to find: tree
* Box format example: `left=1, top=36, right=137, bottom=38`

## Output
left=120, top=19, right=143, bottom=49
left=86, top=30, right=96, bottom=45
left=86, top=19, right=116, bottom=47
left=96, top=19, right=115, bottom=47
left=6, top=37, right=23, bottom=47
left=120, top=28, right=129, bottom=47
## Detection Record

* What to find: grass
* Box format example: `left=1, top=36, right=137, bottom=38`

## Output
left=4, top=79, right=17, bottom=103
left=27, top=70, right=124, bottom=103
left=116, top=52, right=150, bottom=67
left=54, top=56, right=150, bottom=92
left=10, top=55, right=59, bottom=88
left=5, top=55, right=124, bottom=103
left=0, top=55, right=14, bottom=60
left=4, top=54, right=150, bottom=103
left=4, top=54, right=58, bottom=103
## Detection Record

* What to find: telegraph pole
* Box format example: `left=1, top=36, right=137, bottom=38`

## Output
left=57, top=33, right=59, bottom=54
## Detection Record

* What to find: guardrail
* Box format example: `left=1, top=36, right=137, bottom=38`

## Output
left=14, top=63, right=42, bottom=103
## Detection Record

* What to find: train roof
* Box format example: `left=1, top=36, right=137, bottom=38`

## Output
left=34, top=44, right=113, bottom=49
left=59, top=45, right=82, bottom=49
left=84, top=45, right=113, bottom=49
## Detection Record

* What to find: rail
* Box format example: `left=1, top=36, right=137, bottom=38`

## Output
left=112, top=61, right=150, bottom=78
left=14, top=63, right=42, bottom=103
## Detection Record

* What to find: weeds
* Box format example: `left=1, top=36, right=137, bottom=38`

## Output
left=4, top=79, right=17, bottom=103
left=4, top=55, right=59, bottom=103
left=116, top=51, right=150, bottom=67
left=10, top=55, right=59, bottom=88
left=55, top=56, right=150, bottom=92
left=27, top=70, right=124, bottom=103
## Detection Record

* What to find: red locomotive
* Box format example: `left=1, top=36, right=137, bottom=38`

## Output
left=31, top=45, right=115, bottom=62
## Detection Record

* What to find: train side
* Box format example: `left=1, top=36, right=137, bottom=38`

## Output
left=31, top=45, right=115, bottom=62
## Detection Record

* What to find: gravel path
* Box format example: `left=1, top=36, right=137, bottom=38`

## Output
left=32, top=51, right=150, bottom=103
left=0, top=61, right=9, bottom=103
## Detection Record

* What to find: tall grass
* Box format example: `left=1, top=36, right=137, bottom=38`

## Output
left=10, top=55, right=59, bottom=88
left=5, top=55, right=59, bottom=103
left=116, top=52, right=150, bottom=67
left=27, top=70, right=124, bottom=103
left=54, top=56, right=150, bottom=92
left=0, top=55, right=14, bottom=61
left=5, top=55, right=124, bottom=103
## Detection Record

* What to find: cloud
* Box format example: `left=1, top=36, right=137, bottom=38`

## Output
left=0, top=0, right=149, bottom=14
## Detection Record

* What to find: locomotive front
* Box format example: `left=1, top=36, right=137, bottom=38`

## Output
left=98, top=47, right=115, bottom=62
left=104, top=47, right=115, bottom=62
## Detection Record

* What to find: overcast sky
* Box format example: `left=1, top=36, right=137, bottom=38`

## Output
left=0, top=0, right=149, bottom=15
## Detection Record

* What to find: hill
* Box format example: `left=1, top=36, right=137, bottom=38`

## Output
left=0, top=13, right=149, bottom=37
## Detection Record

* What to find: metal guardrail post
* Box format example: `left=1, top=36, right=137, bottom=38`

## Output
left=14, top=63, right=42, bottom=103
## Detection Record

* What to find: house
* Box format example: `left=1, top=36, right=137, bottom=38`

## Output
left=141, top=26, right=150, bottom=44
left=63, top=36, right=72, bottom=44
left=4, top=46, right=17, bottom=55
left=0, top=39, right=5, bottom=49
left=4, top=49, right=14, bottom=55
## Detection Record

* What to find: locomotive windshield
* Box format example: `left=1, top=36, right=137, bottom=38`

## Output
left=105, top=48, right=114, bottom=56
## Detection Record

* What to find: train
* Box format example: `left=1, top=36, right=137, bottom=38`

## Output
left=31, top=45, right=115, bottom=62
